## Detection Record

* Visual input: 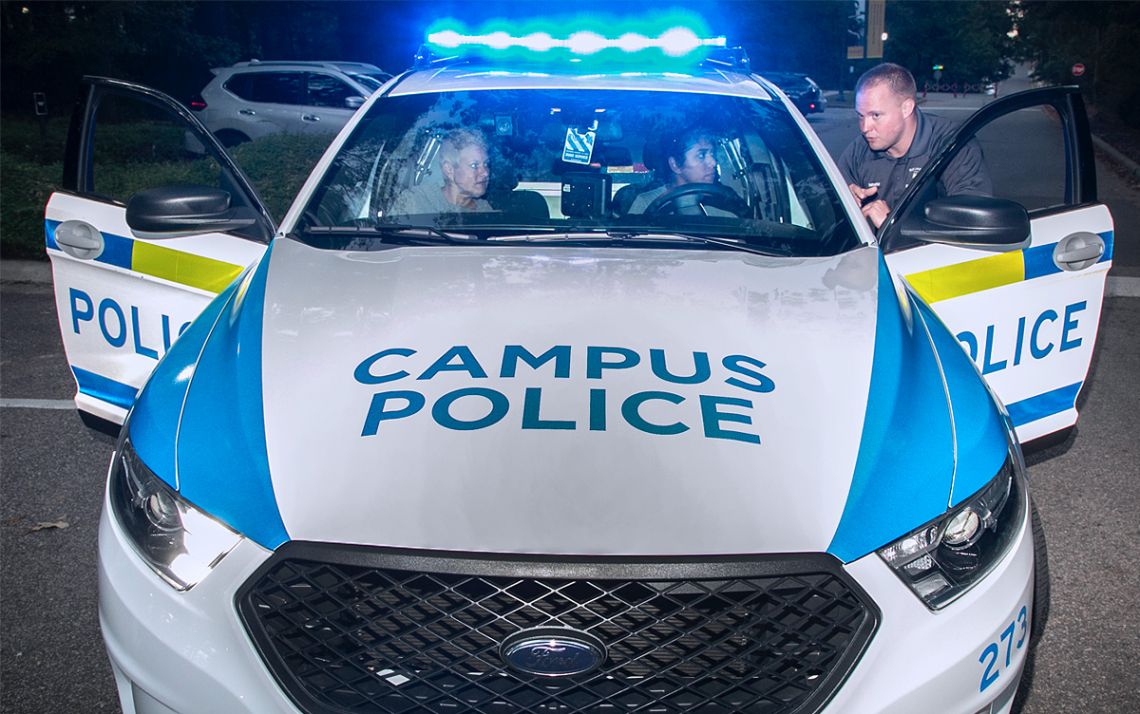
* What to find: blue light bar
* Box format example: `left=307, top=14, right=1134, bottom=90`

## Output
left=428, top=28, right=725, bottom=57
left=424, top=12, right=727, bottom=68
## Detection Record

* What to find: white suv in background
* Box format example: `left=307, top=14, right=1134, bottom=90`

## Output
left=189, top=60, right=391, bottom=146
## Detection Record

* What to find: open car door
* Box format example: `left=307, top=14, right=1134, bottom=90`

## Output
left=882, top=86, right=1112, bottom=445
left=45, top=77, right=276, bottom=430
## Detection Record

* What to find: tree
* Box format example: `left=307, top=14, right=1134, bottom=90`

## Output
left=1, top=2, right=239, bottom=112
left=729, top=1, right=853, bottom=88
left=0, top=1, right=347, bottom=114
left=1015, top=1, right=1140, bottom=125
left=882, top=1, right=1015, bottom=88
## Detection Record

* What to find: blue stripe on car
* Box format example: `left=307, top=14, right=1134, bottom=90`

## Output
left=45, top=220, right=58, bottom=250
left=129, top=276, right=246, bottom=490
left=174, top=244, right=289, bottom=549
left=72, top=366, right=137, bottom=411
left=1006, top=381, right=1082, bottom=427
left=44, top=219, right=134, bottom=270
left=827, top=258, right=956, bottom=563
left=1023, top=229, right=1113, bottom=280
left=911, top=296, right=1009, bottom=507
left=1021, top=243, right=1061, bottom=281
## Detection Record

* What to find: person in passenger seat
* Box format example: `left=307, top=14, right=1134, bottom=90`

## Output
left=390, top=128, right=495, bottom=215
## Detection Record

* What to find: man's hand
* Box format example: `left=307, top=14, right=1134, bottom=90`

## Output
left=848, top=183, right=890, bottom=229
left=861, top=199, right=890, bottom=229
left=848, top=183, right=875, bottom=203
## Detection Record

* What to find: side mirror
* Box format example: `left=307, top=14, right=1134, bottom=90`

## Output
left=345, top=96, right=365, bottom=110
left=126, top=185, right=258, bottom=239
left=899, top=195, right=1030, bottom=250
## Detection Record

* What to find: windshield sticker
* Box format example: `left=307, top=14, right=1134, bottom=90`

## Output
left=353, top=344, right=776, bottom=445
left=562, top=126, right=596, bottom=165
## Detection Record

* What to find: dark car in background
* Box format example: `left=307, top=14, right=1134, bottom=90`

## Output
left=760, top=71, right=826, bottom=115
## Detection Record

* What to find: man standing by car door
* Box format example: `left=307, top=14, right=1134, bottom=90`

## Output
left=839, top=62, right=993, bottom=229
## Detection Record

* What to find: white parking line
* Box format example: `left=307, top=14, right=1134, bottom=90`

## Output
left=1, top=399, right=75, bottom=410
left=1108, top=276, right=1140, bottom=298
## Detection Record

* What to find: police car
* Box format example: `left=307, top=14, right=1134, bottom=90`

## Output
left=45, top=13, right=1112, bottom=714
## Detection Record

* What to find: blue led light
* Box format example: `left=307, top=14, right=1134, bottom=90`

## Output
left=429, top=28, right=723, bottom=56
left=424, top=12, right=726, bottom=68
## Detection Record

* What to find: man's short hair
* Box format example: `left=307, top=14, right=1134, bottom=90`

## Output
left=856, top=62, right=917, bottom=100
left=440, top=128, right=488, bottom=166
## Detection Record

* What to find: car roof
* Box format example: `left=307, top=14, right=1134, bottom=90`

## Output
left=222, top=60, right=387, bottom=73
left=759, top=71, right=807, bottom=81
left=388, top=64, right=776, bottom=100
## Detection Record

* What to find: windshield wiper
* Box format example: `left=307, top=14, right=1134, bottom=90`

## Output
left=302, top=224, right=793, bottom=256
left=305, top=223, right=479, bottom=245
left=517, top=230, right=792, bottom=257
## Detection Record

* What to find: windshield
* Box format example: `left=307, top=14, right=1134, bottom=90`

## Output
left=298, top=89, right=858, bottom=257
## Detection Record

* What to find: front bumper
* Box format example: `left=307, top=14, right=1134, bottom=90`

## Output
left=99, top=490, right=1034, bottom=714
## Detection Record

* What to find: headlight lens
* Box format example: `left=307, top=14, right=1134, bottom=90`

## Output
left=878, top=455, right=1026, bottom=609
left=108, top=438, right=242, bottom=590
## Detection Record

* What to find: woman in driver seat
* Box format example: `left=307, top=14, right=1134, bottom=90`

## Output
left=628, top=126, right=737, bottom=216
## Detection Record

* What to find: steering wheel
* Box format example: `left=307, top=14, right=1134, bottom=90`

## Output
left=644, top=182, right=749, bottom=217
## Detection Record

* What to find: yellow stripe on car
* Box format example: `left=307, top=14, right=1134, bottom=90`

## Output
left=132, top=242, right=245, bottom=294
left=904, top=251, right=1024, bottom=304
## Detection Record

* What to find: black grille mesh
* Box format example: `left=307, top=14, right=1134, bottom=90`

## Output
left=238, top=549, right=876, bottom=714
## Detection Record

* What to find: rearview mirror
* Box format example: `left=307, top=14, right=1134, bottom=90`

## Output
left=126, top=185, right=258, bottom=239
left=899, top=195, right=1030, bottom=250
left=345, top=96, right=366, bottom=109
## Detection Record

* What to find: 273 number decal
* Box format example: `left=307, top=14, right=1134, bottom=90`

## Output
left=979, top=605, right=1029, bottom=692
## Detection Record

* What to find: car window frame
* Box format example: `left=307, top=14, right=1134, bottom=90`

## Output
left=304, top=71, right=363, bottom=109
left=879, top=86, right=1094, bottom=253
left=63, top=76, right=277, bottom=243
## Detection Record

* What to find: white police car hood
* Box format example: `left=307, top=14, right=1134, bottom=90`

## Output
left=153, top=236, right=994, bottom=561
left=248, top=237, right=910, bottom=556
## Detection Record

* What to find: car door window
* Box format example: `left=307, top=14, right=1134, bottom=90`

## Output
left=86, top=91, right=269, bottom=242
left=889, top=95, right=1085, bottom=243
left=974, top=108, right=1068, bottom=212
left=896, top=105, right=1071, bottom=221
left=249, top=72, right=306, bottom=105
left=223, top=73, right=256, bottom=101
left=306, top=73, right=358, bottom=108
left=89, top=93, right=222, bottom=201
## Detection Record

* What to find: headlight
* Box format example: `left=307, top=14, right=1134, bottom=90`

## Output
left=108, top=438, right=242, bottom=590
left=877, top=455, right=1026, bottom=609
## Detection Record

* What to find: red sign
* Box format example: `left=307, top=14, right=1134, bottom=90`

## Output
left=1072, top=63, right=1086, bottom=77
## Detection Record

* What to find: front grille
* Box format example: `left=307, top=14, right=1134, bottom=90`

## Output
left=238, top=545, right=878, bottom=714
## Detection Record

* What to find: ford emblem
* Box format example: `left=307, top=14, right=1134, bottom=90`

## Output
left=500, top=627, right=607, bottom=677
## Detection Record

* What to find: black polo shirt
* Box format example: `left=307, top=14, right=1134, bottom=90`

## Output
left=837, top=107, right=993, bottom=212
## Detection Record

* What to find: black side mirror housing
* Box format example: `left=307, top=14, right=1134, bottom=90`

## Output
left=899, top=195, right=1030, bottom=250
left=126, top=185, right=258, bottom=239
